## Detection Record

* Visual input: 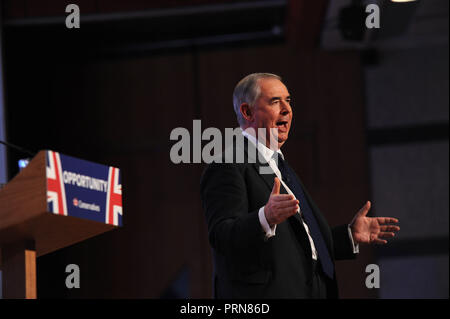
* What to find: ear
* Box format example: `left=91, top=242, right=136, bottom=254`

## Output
left=240, top=103, right=253, bottom=122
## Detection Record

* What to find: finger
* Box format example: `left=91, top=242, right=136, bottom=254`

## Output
left=380, top=225, right=400, bottom=232
left=377, top=217, right=399, bottom=224
left=378, top=232, right=395, bottom=238
left=272, top=194, right=295, bottom=201
left=278, top=205, right=299, bottom=216
left=373, top=238, right=388, bottom=245
left=276, top=199, right=299, bottom=209
left=358, top=201, right=371, bottom=217
left=271, top=177, right=280, bottom=195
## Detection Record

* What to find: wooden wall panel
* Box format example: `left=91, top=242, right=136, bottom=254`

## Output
left=36, top=52, right=212, bottom=298
left=4, top=33, right=371, bottom=297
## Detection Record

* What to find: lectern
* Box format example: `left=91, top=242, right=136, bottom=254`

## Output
left=0, top=150, right=123, bottom=298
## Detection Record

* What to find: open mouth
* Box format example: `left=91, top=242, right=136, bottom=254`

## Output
left=276, top=120, right=288, bottom=131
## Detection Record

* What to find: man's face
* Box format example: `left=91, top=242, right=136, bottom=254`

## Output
left=245, top=78, right=293, bottom=149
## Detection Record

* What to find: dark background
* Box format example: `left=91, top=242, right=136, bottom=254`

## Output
left=0, top=0, right=448, bottom=298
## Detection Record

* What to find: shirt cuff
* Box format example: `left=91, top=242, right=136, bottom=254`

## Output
left=258, top=206, right=276, bottom=238
left=347, top=225, right=359, bottom=254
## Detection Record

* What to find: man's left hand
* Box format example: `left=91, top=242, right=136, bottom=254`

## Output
left=350, top=201, right=400, bottom=245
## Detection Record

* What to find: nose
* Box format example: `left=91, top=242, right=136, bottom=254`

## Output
left=280, top=100, right=291, bottom=116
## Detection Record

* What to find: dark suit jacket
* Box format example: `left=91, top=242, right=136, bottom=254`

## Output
left=200, top=136, right=356, bottom=298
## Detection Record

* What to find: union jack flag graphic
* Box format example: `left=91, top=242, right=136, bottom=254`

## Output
left=46, top=150, right=123, bottom=226
left=105, top=166, right=122, bottom=226
left=46, top=151, right=68, bottom=216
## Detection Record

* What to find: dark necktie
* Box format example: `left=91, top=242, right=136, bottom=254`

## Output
left=275, top=154, right=334, bottom=279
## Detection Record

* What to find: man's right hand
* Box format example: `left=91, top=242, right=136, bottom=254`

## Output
left=264, top=177, right=299, bottom=226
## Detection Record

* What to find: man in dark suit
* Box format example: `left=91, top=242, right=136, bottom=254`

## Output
left=200, top=73, right=400, bottom=298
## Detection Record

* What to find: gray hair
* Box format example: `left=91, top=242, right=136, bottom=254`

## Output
left=233, top=73, right=281, bottom=127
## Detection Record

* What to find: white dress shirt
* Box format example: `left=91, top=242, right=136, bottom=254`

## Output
left=241, top=129, right=359, bottom=259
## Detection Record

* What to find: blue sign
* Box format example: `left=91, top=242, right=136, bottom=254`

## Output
left=46, top=151, right=122, bottom=227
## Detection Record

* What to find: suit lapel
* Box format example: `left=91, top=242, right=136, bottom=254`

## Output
left=242, top=135, right=277, bottom=192
left=252, top=162, right=277, bottom=191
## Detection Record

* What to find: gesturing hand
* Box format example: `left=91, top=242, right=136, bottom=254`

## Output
left=264, top=177, right=299, bottom=227
left=350, top=201, right=400, bottom=245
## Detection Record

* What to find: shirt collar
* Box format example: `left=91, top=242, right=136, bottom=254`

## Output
left=241, top=128, right=284, bottom=163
